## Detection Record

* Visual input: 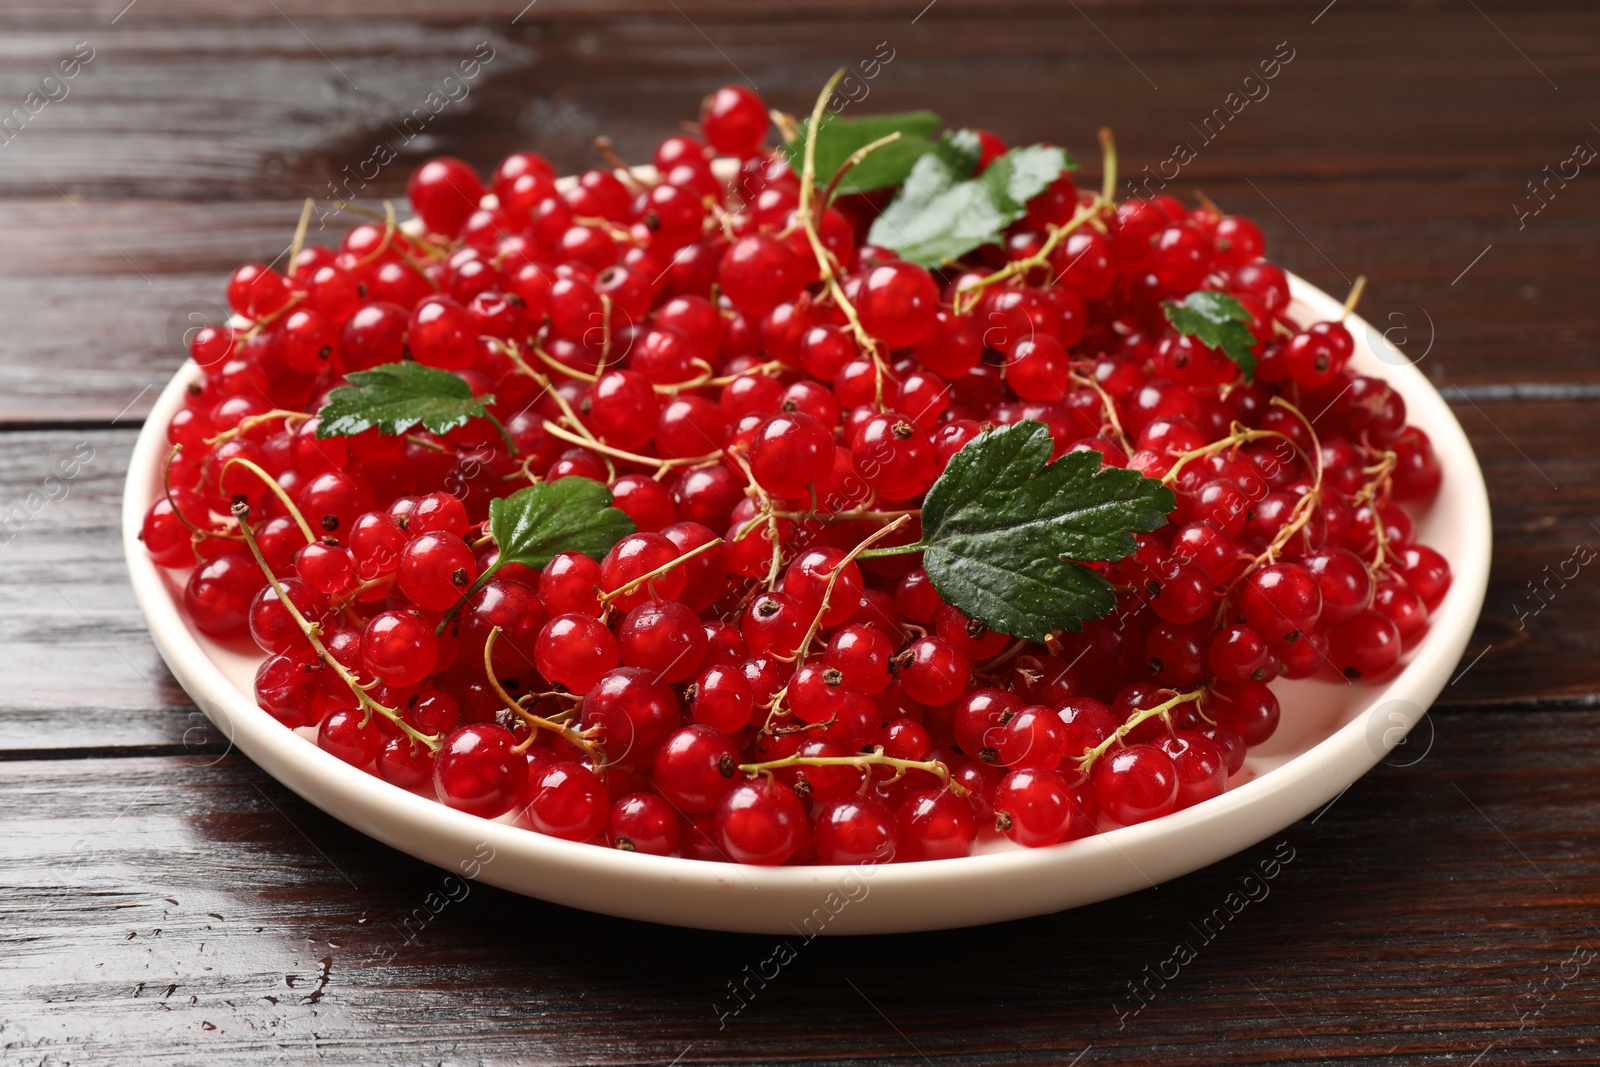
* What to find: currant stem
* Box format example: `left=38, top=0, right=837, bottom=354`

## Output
left=1353, top=449, right=1399, bottom=578
left=1341, top=275, right=1367, bottom=320
left=1067, top=368, right=1132, bottom=455
left=219, top=456, right=317, bottom=544
left=233, top=502, right=439, bottom=750
left=286, top=198, right=315, bottom=278
left=728, top=451, right=786, bottom=590
left=952, top=201, right=1106, bottom=316
left=540, top=419, right=717, bottom=471
left=597, top=535, right=725, bottom=605
left=1160, top=422, right=1301, bottom=487
left=1098, top=126, right=1118, bottom=205
left=770, top=506, right=919, bottom=523
left=593, top=136, right=644, bottom=192
left=482, top=627, right=605, bottom=767
left=528, top=344, right=600, bottom=383
left=162, top=445, right=239, bottom=552
left=1073, top=686, right=1206, bottom=777
left=794, top=69, right=894, bottom=411
left=738, top=746, right=969, bottom=796
left=202, top=409, right=307, bottom=449
left=819, top=131, right=902, bottom=206
left=854, top=539, right=927, bottom=560
left=774, top=514, right=911, bottom=664
left=1225, top=397, right=1326, bottom=596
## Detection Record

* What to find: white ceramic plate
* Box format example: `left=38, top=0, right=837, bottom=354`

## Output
left=122, top=273, right=1491, bottom=935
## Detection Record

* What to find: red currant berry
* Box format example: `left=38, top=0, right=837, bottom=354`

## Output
left=525, top=761, right=609, bottom=841
left=1092, top=744, right=1179, bottom=825
left=606, top=793, right=681, bottom=855
left=433, top=723, right=529, bottom=819
left=652, top=725, right=739, bottom=814
left=700, top=84, right=769, bottom=158
left=994, top=768, right=1076, bottom=847
left=712, top=778, right=806, bottom=865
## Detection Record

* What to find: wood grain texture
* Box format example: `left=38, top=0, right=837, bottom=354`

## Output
left=6, top=173, right=1599, bottom=425
left=2, top=709, right=1598, bottom=1066
left=0, top=429, right=200, bottom=755
left=0, top=2, right=1594, bottom=197
left=3, top=2, right=1598, bottom=1064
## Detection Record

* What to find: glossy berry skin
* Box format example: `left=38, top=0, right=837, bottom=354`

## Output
left=718, top=235, right=805, bottom=317
left=360, top=609, right=439, bottom=688
left=700, top=84, right=769, bottom=157
left=606, top=793, right=681, bottom=855
left=855, top=261, right=940, bottom=348
left=408, top=157, right=485, bottom=238
left=433, top=724, right=529, bottom=819
left=580, top=667, right=680, bottom=767
left=952, top=687, right=1022, bottom=760
left=1209, top=623, right=1272, bottom=683
left=1396, top=544, right=1452, bottom=611
left=185, top=553, right=266, bottom=638
left=1330, top=609, right=1402, bottom=680
left=398, top=532, right=478, bottom=611
left=782, top=547, right=863, bottom=627
left=525, top=761, right=609, bottom=841
left=851, top=413, right=934, bottom=501
left=255, top=650, right=324, bottom=728
left=748, top=411, right=833, bottom=500
left=377, top=736, right=435, bottom=790
left=539, top=551, right=603, bottom=617
left=247, top=577, right=327, bottom=655
left=599, top=533, right=685, bottom=613
left=896, top=637, right=969, bottom=706
left=741, top=591, right=809, bottom=660
left=812, top=795, right=898, bottom=866
left=1238, top=563, right=1323, bottom=642
left=652, top=725, right=739, bottom=813
left=688, top=663, right=754, bottom=732
left=1054, top=698, right=1116, bottom=764
left=587, top=370, right=660, bottom=451
left=318, top=707, right=383, bottom=768
left=459, top=578, right=548, bottom=676
left=713, top=778, right=807, bottom=865
left=617, top=599, right=707, bottom=683
left=825, top=624, right=894, bottom=696
left=1005, top=336, right=1071, bottom=402
left=1156, top=733, right=1229, bottom=810
left=1205, top=680, right=1281, bottom=747
left=1305, top=548, right=1374, bottom=626
left=993, top=768, right=1076, bottom=847
left=535, top=614, right=619, bottom=694
left=896, top=790, right=978, bottom=861
left=1093, top=744, right=1179, bottom=825
left=995, top=704, right=1069, bottom=771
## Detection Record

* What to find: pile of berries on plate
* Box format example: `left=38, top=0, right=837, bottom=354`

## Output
left=142, top=78, right=1452, bottom=866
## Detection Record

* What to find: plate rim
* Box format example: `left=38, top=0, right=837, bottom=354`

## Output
left=120, top=271, right=1492, bottom=934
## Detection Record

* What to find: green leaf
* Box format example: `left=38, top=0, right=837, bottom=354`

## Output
left=1162, top=291, right=1258, bottom=379
left=317, top=362, right=495, bottom=439
left=784, top=109, right=941, bottom=195
left=487, top=478, right=634, bottom=572
left=867, top=132, right=1077, bottom=267
left=918, top=421, right=1175, bottom=641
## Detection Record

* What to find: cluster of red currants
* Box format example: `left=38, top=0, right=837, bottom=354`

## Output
left=143, top=82, right=1452, bottom=866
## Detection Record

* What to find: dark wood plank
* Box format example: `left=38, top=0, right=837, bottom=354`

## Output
left=2, top=708, right=1596, bottom=1065
left=0, top=3, right=1595, bottom=199
left=9, top=168, right=1599, bottom=424
left=0, top=429, right=198, bottom=756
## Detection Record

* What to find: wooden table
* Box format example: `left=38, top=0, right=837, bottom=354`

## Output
left=4, top=2, right=1597, bottom=1063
